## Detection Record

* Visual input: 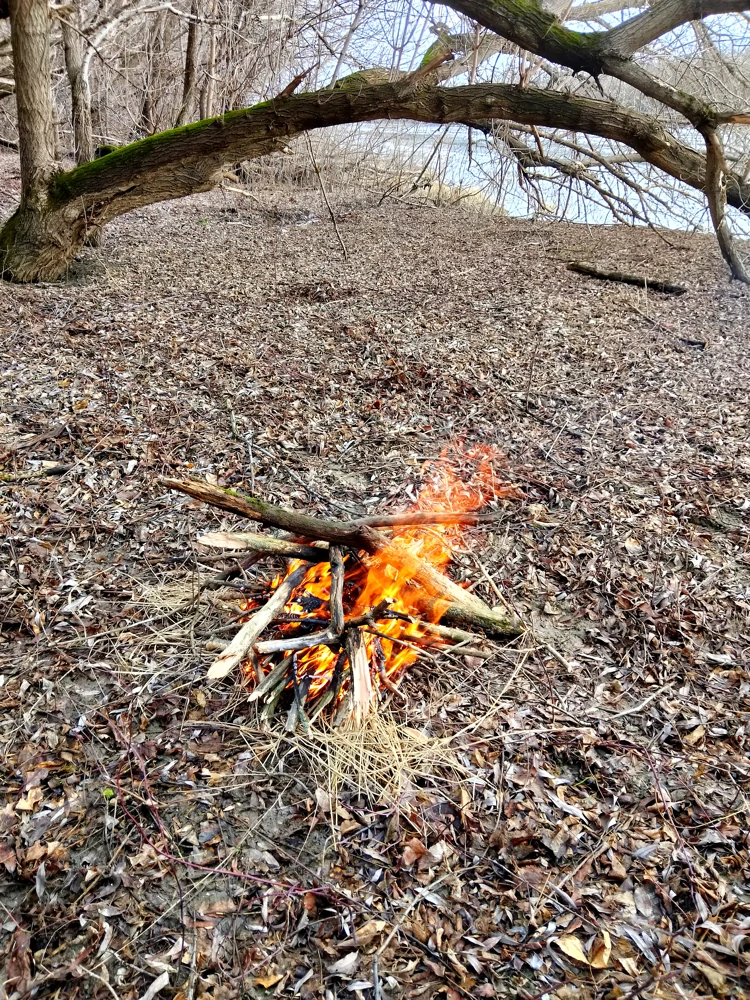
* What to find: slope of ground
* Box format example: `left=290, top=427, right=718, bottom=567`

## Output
left=1, top=155, right=749, bottom=1000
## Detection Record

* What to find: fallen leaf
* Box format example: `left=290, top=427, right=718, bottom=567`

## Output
left=617, top=954, right=640, bottom=977
left=254, top=973, right=284, bottom=989
left=0, top=842, right=17, bottom=873
left=353, top=919, right=387, bottom=946
left=693, top=961, right=726, bottom=993
left=684, top=725, right=706, bottom=745
left=17, top=787, right=43, bottom=811
left=137, top=971, right=170, bottom=1000
left=554, top=934, right=589, bottom=965
left=589, top=929, right=612, bottom=969
left=4, top=928, right=31, bottom=994
left=327, top=951, right=359, bottom=977
left=402, top=837, right=427, bottom=867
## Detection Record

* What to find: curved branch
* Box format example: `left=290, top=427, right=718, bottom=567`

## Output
left=702, top=128, right=750, bottom=282
left=48, top=83, right=750, bottom=218
left=606, top=0, right=750, bottom=55
left=436, top=0, right=742, bottom=125
left=4, top=80, right=750, bottom=281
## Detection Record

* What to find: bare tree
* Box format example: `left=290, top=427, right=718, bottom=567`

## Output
left=1, top=0, right=749, bottom=282
left=175, top=0, right=199, bottom=126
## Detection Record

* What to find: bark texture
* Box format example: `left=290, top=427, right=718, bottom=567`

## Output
left=60, top=2, right=93, bottom=166
left=8, top=0, right=56, bottom=204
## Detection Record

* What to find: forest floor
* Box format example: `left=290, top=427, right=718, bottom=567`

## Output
left=1, top=153, right=750, bottom=1000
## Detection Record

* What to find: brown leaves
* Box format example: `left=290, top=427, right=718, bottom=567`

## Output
left=4, top=928, right=32, bottom=995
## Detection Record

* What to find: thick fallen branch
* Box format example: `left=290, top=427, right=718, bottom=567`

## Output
left=162, top=477, right=379, bottom=551
left=567, top=261, right=687, bottom=295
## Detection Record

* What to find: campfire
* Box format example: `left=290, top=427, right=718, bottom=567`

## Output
left=162, top=449, right=523, bottom=727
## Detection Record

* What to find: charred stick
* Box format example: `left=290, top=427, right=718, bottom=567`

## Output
left=287, top=655, right=312, bottom=732
left=207, top=565, right=308, bottom=680
left=256, top=596, right=394, bottom=656
left=345, top=598, right=393, bottom=629
left=255, top=627, right=339, bottom=655
left=247, top=654, right=293, bottom=703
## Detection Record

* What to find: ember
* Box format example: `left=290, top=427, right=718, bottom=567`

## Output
left=163, top=447, right=523, bottom=727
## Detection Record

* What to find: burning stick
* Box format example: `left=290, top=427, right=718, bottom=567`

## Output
left=163, top=478, right=521, bottom=637
left=254, top=598, right=396, bottom=655
left=248, top=654, right=292, bottom=703
left=207, top=565, right=308, bottom=679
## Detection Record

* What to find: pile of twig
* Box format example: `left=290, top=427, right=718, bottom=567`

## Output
left=162, top=478, right=522, bottom=727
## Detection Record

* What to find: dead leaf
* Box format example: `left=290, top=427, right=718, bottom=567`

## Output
left=254, top=973, right=284, bottom=989
left=589, top=929, right=612, bottom=969
left=693, top=961, right=726, bottom=993
left=4, top=928, right=31, bottom=994
left=554, top=934, right=589, bottom=965
left=354, top=919, right=386, bottom=946
left=617, top=954, right=640, bottom=977
left=684, top=725, right=706, bottom=745
left=17, top=787, right=43, bottom=811
left=327, top=951, right=359, bottom=977
left=0, top=842, right=17, bottom=873
left=402, top=837, right=428, bottom=867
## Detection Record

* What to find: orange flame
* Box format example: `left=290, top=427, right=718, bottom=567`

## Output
left=244, top=445, right=515, bottom=705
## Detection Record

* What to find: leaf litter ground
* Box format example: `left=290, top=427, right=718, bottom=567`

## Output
left=1, top=155, right=749, bottom=1000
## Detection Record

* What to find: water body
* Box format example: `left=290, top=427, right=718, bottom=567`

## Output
left=328, top=120, right=750, bottom=236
